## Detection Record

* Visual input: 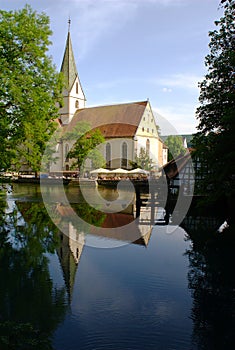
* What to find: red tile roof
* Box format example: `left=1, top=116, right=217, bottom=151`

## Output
left=63, top=101, right=148, bottom=138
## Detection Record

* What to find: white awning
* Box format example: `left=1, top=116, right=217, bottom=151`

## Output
left=90, top=168, right=110, bottom=174
left=127, top=168, right=149, bottom=174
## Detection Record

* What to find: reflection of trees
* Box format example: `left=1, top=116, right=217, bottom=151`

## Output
left=0, top=200, right=67, bottom=349
left=185, top=224, right=235, bottom=349
left=70, top=202, right=106, bottom=227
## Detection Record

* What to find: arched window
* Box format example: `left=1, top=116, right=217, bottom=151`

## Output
left=65, top=144, right=69, bottom=161
left=121, top=142, right=127, bottom=168
left=106, top=143, right=111, bottom=168
left=75, top=100, right=79, bottom=108
left=146, top=139, right=150, bottom=155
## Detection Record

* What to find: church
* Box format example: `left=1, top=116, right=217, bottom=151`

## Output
left=50, top=29, right=168, bottom=174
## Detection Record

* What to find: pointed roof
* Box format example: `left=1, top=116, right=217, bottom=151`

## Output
left=60, top=31, right=78, bottom=92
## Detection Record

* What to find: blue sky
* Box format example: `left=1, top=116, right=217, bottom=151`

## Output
left=0, top=0, right=223, bottom=135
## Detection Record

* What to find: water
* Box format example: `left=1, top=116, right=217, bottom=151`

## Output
left=0, top=183, right=235, bottom=350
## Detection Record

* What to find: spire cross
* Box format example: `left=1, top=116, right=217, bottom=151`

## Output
left=68, top=17, right=71, bottom=32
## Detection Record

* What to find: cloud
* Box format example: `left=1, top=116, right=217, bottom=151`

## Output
left=152, top=104, right=198, bottom=135
left=157, top=73, right=202, bottom=90
left=55, top=0, right=187, bottom=59
left=69, top=0, right=138, bottom=59
left=162, top=87, right=172, bottom=93
left=75, top=0, right=185, bottom=5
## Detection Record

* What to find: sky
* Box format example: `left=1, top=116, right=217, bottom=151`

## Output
left=0, top=0, right=223, bottom=135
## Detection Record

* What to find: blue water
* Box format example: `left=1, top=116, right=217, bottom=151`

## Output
left=52, top=226, right=193, bottom=350
left=1, top=183, right=235, bottom=350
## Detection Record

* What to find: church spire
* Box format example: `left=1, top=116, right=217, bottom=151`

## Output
left=59, top=21, right=86, bottom=124
left=60, top=24, right=78, bottom=92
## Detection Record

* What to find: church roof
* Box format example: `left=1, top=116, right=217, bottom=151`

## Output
left=63, top=100, right=148, bottom=138
left=60, top=31, right=78, bottom=92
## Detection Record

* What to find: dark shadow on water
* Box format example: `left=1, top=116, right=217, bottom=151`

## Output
left=182, top=212, right=235, bottom=350
left=0, top=200, right=68, bottom=350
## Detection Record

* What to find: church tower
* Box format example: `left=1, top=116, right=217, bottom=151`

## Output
left=59, top=21, right=86, bottom=125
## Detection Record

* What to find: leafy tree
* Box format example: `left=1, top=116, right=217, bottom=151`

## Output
left=164, top=135, right=186, bottom=161
left=192, top=0, right=235, bottom=213
left=64, top=121, right=105, bottom=173
left=130, top=147, right=153, bottom=170
left=0, top=5, right=63, bottom=175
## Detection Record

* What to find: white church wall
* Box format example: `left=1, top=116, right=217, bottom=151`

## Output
left=135, top=103, right=160, bottom=168
left=59, top=76, right=86, bottom=125
left=99, top=138, right=135, bottom=169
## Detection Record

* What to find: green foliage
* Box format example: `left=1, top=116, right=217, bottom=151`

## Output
left=164, top=135, right=186, bottom=161
left=0, top=200, right=67, bottom=350
left=71, top=203, right=106, bottom=228
left=64, top=122, right=105, bottom=171
left=130, top=147, right=153, bottom=170
left=0, top=5, right=63, bottom=173
left=192, top=0, right=235, bottom=202
left=0, top=321, right=53, bottom=350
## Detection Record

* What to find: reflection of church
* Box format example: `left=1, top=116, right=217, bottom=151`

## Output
left=56, top=222, right=85, bottom=302
left=50, top=28, right=168, bottom=173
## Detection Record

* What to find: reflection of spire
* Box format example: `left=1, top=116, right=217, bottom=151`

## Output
left=56, top=227, right=84, bottom=304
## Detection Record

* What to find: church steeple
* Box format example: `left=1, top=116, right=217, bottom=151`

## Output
left=59, top=20, right=86, bottom=125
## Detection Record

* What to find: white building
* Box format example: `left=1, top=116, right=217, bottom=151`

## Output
left=50, top=29, right=167, bottom=173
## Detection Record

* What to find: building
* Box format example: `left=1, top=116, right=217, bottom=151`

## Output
left=50, top=29, right=167, bottom=174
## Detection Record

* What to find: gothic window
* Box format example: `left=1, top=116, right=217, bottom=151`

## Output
left=106, top=143, right=111, bottom=168
left=146, top=139, right=150, bottom=155
left=121, top=142, right=127, bottom=168
left=65, top=144, right=69, bottom=161
left=75, top=100, right=79, bottom=108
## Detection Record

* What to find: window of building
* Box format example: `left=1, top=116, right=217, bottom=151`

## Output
left=146, top=139, right=150, bottom=155
left=75, top=100, right=79, bottom=108
left=76, top=82, right=79, bottom=94
left=106, top=143, right=111, bottom=168
left=65, top=144, right=69, bottom=161
left=142, top=127, right=144, bottom=132
left=121, top=142, right=127, bottom=168
left=147, top=128, right=149, bottom=133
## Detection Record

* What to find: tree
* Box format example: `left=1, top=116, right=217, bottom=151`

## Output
left=164, top=135, right=186, bottom=161
left=64, top=122, right=105, bottom=173
left=0, top=5, right=63, bottom=175
left=192, top=0, right=235, bottom=213
left=130, top=147, right=153, bottom=170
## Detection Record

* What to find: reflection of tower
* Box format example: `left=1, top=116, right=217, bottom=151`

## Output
left=56, top=223, right=85, bottom=303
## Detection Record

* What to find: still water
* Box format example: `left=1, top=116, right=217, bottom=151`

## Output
left=0, top=183, right=235, bottom=350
